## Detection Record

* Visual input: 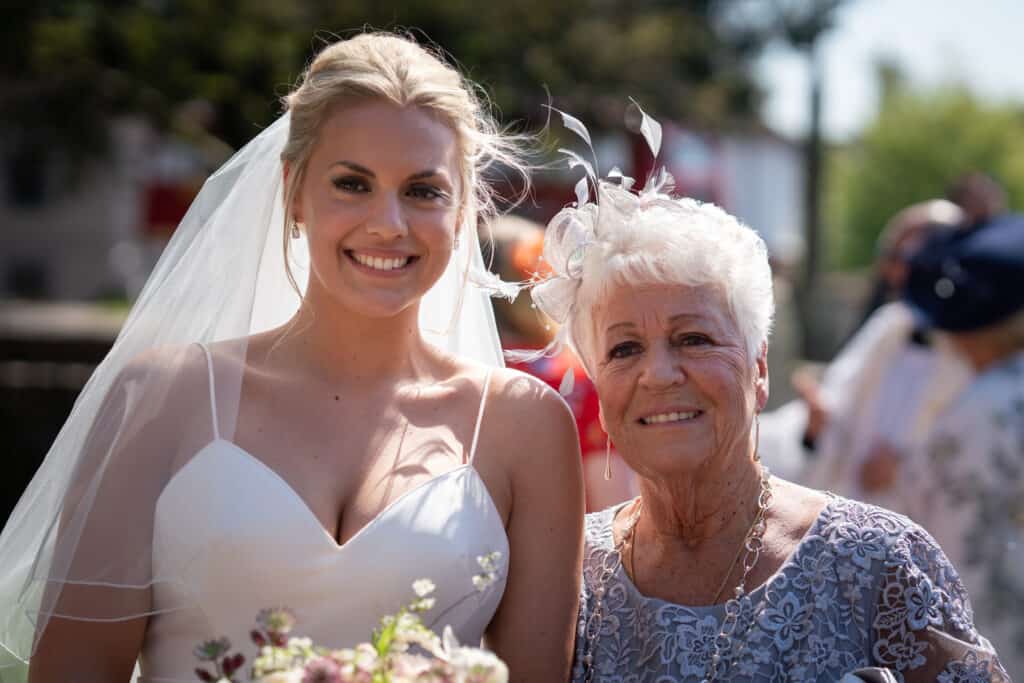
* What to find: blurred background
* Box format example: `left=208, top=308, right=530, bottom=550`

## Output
left=3, top=0, right=1023, bottom=523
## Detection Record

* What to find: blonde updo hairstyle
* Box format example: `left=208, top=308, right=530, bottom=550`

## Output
left=280, top=32, right=530, bottom=291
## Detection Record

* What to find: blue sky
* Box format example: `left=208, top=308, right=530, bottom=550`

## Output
left=755, top=0, right=1024, bottom=141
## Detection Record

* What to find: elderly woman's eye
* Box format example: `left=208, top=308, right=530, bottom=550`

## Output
left=674, top=333, right=712, bottom=347
left=608, top=341, right=642, bottom=359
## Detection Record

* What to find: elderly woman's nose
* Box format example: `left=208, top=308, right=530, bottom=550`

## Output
left=638, top=344, right=686, bottom=388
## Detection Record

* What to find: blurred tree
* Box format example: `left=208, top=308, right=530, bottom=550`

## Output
left=828, top=73, right=1024, bottom=269
left=3, top=0, right=770, bottom=176
left=712, top=0, right=847, bottom=285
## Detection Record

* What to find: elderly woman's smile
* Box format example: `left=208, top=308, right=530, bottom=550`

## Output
left=592, top=283, right=764, bottom=474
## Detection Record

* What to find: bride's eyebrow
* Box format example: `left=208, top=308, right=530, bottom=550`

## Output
left=332, top=160, right=375, bottom=176
left=330, top=161, right=450, bottom=184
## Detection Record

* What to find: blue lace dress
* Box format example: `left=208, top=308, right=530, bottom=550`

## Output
left=572, top=495, right=1009, bottom=682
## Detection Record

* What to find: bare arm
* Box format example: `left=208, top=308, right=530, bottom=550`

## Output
left=482, top=371, right=584, bottom=683
left=27, top=348, right=208, bottom=681
left=30, top=613, right=147, bottom=683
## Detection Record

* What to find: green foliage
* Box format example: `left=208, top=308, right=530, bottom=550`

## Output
left=828, top=87, right=1024, bottom=269
left=4, top=1, right=766, bottom=162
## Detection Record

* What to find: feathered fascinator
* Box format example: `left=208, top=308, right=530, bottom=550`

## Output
left=508, top=101, right=673, bottom=394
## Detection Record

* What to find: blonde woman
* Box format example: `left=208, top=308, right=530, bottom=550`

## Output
left=0, top=33, right=582, bottom=682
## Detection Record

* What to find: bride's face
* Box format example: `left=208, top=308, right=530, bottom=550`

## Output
left=293, top=100, right=462, bottom=319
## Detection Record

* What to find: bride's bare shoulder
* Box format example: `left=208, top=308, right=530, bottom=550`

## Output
left=463, top=363, right=580, bottom=462
left=106, top=338, right=254, bottom=435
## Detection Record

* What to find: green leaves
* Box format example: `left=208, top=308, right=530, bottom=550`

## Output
left=829, top=87, right=1024, bottom=269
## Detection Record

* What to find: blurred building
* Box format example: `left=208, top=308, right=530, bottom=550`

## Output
left=0, top=114, right=217, bottom=301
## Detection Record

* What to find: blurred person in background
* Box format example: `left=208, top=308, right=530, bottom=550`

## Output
left=851, top=197, right=969, bottom=333
left=759, top=200, right=973, bottom=510
left=903, top=213, right=1024, bottom=678
left=489, top=214, right=637, bottom=511
left=946, top=171, right=1008, bottom=232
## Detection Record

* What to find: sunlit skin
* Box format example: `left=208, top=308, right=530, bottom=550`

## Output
left=591, top=283, right=766, bottom=482
left=292, top=103, right=462, bottom=324
left=588, top=282, right=827, bottom=606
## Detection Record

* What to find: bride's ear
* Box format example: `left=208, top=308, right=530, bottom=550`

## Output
left=283, top=161, right=305, bottom=224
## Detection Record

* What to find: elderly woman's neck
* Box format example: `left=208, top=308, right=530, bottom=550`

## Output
left=636, top=453, right=764, bottom=549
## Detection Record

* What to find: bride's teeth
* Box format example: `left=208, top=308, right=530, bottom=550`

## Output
left=353, top=253, right=411, bottom=271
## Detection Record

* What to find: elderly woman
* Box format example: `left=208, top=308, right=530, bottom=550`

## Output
left=529, top=118, right=1008, bottom=681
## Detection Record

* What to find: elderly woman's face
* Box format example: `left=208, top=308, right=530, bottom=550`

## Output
left=590, top=282, right=768, bottom=476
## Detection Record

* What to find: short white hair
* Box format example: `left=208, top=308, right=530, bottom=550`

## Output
left=562, top=192, right=775, bottom=372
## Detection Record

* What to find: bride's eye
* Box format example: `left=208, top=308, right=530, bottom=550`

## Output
left=407, top=184, right=447, bottom=201
left=332, top=176, right=370, bottom=193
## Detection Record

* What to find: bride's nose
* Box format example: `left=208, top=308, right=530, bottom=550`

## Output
left=366, top=193, right=408, bottom=240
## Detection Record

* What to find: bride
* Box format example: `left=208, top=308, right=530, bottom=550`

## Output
left=0, top=32, right=583, bottom=682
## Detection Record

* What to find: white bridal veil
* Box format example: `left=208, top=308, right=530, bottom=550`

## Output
left=0, top=112, right=506, bottom=671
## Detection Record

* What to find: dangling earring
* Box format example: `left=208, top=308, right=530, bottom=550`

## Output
left=453, top=232, right=461, bottom=250
left=753, top=413, right=761, bottom=463
left=290, top=220, right=301, bottom=239
left=604, top=435, right=613, bottom=481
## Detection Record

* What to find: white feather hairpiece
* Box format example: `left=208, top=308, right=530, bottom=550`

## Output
left=506, top=101, right=673, bottom=396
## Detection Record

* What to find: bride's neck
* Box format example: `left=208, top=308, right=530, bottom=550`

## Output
left=284, top=289, right=431, bottom=382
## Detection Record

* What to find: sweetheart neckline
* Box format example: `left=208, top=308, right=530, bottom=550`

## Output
left=156, top=438, right=505, bottom=552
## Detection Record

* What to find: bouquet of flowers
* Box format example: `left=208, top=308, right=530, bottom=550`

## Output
left=193, top=553, right=507, bottom=683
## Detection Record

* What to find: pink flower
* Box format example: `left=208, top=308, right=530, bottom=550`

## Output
left=327, top=644, right=378, bottom=683
left=302, top=657, right=343, bottom=683
left=390, top=653, right=454, bottom=683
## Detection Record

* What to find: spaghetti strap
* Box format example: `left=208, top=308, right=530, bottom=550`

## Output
left=466, top=370, right=492, bottom=465
left=195, top=342, right=221, bottom=440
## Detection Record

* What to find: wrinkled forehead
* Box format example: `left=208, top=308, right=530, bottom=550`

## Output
left=593, top=281, right=733, bottom=331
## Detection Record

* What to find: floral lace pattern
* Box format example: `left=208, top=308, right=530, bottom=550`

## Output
left=913, top=350, right=1024, bottom=679
left=572, top=496, right=1009, bottom=682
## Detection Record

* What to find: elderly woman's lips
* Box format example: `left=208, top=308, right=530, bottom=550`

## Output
left=638, top=410, right=703, bottom=425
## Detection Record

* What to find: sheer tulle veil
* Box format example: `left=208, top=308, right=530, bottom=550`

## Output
left=0, top=111, right=507, bottom=669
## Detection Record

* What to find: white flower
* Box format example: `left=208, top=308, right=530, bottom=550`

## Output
left=436, top=626, right=509, bottom=683
left=409, top=597, right=437, bottom=614
left=472, top=552, right=505, bottom=592
left=256, top=671, right=303, bottom=683
left=287, top=636, right=314, bottom=651
left=476, top=552, right=503, bottom=573
left=413, top=578, right=436, bottom=597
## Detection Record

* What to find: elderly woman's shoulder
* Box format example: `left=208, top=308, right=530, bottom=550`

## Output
left=581, top=504, right=622, bottom=548
left=812, top=491, right=953, bottom=567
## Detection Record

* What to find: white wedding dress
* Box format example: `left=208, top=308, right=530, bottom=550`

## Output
left=137, top=345, right=509, bottom=681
